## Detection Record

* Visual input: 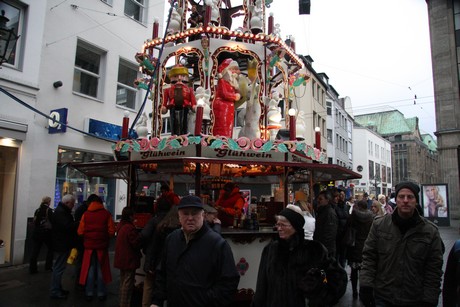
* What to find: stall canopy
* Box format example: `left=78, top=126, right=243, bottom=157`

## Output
left=67, top=158, right=361, bottom=183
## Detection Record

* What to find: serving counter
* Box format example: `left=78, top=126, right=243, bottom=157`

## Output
left=221, top=227, right=277, bottom=293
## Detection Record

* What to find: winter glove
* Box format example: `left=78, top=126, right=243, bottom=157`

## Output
left=359, top=286, right=375, bottom=307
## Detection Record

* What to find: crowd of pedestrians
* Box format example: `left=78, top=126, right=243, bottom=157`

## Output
left=28, top=180, right=460, bottom=306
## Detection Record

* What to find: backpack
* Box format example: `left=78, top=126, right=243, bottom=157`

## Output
left=35, top=207, right=52, bottom=231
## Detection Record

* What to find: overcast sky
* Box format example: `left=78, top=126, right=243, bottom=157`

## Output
left=266, top=0, right=436, bottom=136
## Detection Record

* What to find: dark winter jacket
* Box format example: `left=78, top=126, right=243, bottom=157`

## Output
left=142, top=220, right=179, bottom=274
left=443, top=240, right=460, bottom=307
left=360, top=209, right=443, bottom=306
left=51, top=202, right=77, bottom=253
left=141, top=210, right=169, bottom=273
left=114, top=220, right=142, bottom=270
left=334, top=202, right=349, bottom=250
left=345, top=208, right=373, bottom=263
left=151, top=223, right=240, bottom=307
left=252, top=234, right=331, bottom=307
left=33, top=203, right=53, bottom=237
left=313, top=204, right=338, bottom=257
left=74, top=202, right=87, bottom=252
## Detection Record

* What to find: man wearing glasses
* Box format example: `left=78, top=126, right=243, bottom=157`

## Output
left=151, top=195, right=240, bottom=307
left=359, top=181, right=443, bottom=307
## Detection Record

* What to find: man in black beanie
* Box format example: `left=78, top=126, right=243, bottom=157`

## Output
left=359, top=181, right=443, bottom=307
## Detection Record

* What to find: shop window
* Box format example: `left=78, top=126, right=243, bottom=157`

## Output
left=73, top=40, right=105, bottom=99
left=55, top=147, right=116, bottom=216
left=116, top=59, right=138, bottom=109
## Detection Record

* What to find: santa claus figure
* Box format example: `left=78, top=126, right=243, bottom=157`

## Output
left=162, top=65, right=197, bottom=135
left=212, top=59, right=241, bottom=137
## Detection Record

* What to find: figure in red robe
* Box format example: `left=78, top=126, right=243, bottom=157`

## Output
left=212, top=59, right=241, bottom=137
left=162, top=64, right=197, bottom=135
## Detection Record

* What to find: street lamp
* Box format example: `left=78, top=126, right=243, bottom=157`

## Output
left=0, top=10, right=20, bottom=66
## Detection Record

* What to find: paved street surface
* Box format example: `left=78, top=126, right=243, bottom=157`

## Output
left=0, top=221, right=458, bottom=307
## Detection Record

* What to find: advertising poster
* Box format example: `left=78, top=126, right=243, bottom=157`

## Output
left=421, top=184, right=449, bottom=226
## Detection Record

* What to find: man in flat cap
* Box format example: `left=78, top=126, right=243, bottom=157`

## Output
left=359, top=182, right=443, bottom=307
left=151, top=195, right=239, bottom=307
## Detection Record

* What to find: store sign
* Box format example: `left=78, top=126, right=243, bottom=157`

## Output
left=84, top=118, right=137, bottom=141
left=203, top=147, right=285, bottom=162
left=48, top=108, right=68, bottom=134
left=132, top=146, right=196, bottom=161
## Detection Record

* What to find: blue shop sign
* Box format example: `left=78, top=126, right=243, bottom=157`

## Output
left=85, top=118, right=137, bottom=141
left=48, top=108, right=68, bottom=134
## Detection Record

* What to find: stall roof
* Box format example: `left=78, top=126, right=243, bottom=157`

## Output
left=68, top=158, right=361, bottom=182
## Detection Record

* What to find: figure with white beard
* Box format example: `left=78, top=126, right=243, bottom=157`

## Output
left=212, top=59, right=241, bottom=137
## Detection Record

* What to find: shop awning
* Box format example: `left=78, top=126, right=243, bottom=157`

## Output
left=67, top=158, right=361, bottom=183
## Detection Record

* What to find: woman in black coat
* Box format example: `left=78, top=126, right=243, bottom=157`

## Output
left=345, top=200, right=374, bottom=299
left=252, top=205, right=347, bottom=307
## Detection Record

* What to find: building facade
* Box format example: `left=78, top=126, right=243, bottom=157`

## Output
left=354, top=111, right=439, bottom=193
left=0, top=0, right=165, bottom=265
left=426, top=0, right=460, bottom=218
left=351, top=125, right=393, bottom=197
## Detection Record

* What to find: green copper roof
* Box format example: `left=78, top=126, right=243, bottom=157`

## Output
left=421, top=134, right=438, bottom=152
left=354, top=110, right=416, bottom=135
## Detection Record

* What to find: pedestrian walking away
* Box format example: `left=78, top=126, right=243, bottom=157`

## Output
left=29, top=196, right=54, bottom=274
left=114, top=206, right=143, bottom=307
left=77, top=194, right=115, bottom=302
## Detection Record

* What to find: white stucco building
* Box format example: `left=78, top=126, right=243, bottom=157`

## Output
left=352, top=125, right=393, bottom=197
left=0, top=0, right=165, bottom=265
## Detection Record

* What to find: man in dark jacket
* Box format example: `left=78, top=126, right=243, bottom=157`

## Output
left=73, top=200, right=88, bottom=289
left=313, top=190, right=338, bottom=258
left=49, top=194, right=77, bottom=299
left=151, top=195, right=240, bottom=307
left=333, top=189, right=349, bottom=268
left=360, top=182, right=443, bottom=307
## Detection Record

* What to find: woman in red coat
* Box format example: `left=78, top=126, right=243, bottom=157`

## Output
left=114, top=207, right=143, bottom=307
left=77, top=194, right=115, bottom=301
